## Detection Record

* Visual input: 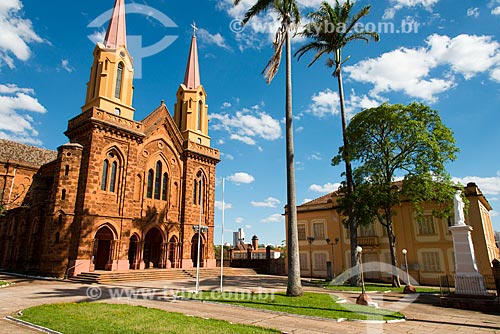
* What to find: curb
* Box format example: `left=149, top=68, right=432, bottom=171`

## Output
left=4, top=316, right=62, bottom=334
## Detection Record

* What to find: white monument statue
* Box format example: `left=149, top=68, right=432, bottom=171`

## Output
left=449, top=188, right=488, bottom=295
left=453, top=190, right=465, bottom=225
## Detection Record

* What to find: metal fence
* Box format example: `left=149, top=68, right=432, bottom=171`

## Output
left=439, top=275, right=497, bottom=295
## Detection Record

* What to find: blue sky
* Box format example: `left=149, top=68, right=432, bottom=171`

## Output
left=1, top=0, right=500, bottom=246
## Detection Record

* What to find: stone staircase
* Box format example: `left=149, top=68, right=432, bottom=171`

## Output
left=69, top=267, right=258, bottom=284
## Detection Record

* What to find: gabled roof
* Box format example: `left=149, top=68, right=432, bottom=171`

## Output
left=0, top=139, right=57, bottom=167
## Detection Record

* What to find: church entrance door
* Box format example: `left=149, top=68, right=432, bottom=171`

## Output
left=95, top=226, right=114, bottom=270
left=144, top=228, right=163, bottom=268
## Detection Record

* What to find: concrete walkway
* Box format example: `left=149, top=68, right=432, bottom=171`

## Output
left=0, top=273, right=499, bottom=333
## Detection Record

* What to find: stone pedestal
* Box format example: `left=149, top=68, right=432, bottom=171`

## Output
left=449, top=224, right=488, bottom=295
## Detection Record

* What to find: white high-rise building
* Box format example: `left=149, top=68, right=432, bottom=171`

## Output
left=232, top=228, right=245, bottom=246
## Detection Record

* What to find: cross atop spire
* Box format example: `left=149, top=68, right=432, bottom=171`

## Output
left=104, top=0, right=127, bottom=49
left=191, top=21, right=198, bottom=37
left=183, top=27, right=201, bottom=90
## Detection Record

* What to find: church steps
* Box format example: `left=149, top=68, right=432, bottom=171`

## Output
left=69, top=268, right=258, bottom=284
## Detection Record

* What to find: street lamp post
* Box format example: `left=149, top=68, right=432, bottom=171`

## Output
left=355, top=246, right=375, bottom=306
left=325, top=237, right=339, bottom=278
left=194, top=173, right=208, bottom=294
left=402, top=248, right=416, bottom=294
left=307, top=236, right=315, bottom=279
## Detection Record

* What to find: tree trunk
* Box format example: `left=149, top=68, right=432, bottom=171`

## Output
left=285, top=28, right=303, bottom=297
left=385, top=209, right=401, bottom=287
left=336, top=64, right=359, bottom=286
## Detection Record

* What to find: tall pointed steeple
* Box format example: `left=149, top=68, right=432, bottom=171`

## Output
left=183, top=31, right=201, bottom=90
left=174, top=25, right=210, bottom=147
left=104, top=0, right=127, bottom=49
left=82, top=0, right=135, bottom=120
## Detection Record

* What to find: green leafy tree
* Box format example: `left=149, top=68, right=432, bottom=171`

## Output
left=295, top=0, right=379, bottom=285
left=333, top=102, right=459, bottom=286
left=234, top=0, right=302, bottom=296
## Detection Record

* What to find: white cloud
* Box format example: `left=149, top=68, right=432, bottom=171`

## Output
left=491, top=67, right=500, bottom=82
left=345, top=34, right=500, bottom=102
left=230, top=133, right=256, bottom=145
left=221, top=102, right=232, bottom=109
left=235, top=217, right=244, bottom=224
left=295, top=126, right=304, bottom=133
left=384, top=0, right=439, bottom=19
left=221, top=152, right=234, bottom=160
left=210, top=106, right=281, bottom=145
left=88, top=29, right=106, bottom=45
left=302, top=198, right=313, bottom=204
left=245, top=224, right=252, bottom=229
left=307, top=88, right=382, bottom=118
left=307, top=89, right=340, bottom=118
left=251, top=197, right=281, bottom=208
left=198, top=28, right=231, bottom=50
left=491, top=211, right=499, bottom=217
left=493, top=7, right=500, bottom=15
left=215, top=200, right=232, bottom=210
left=308, top=153, right=322, bottom=161
left=467, top=8, right=480, bottom=18
left=309, top=182, right=341, bottom=193
left=0, top=84, right=46, bottom=145
left=60, top=59, right=74, bottom=73
left=0, top=0, right=43, bottom=68
left=227, top=172, right=255, bottom=185
left=452, top=175, right=500, bottom=196
left=261, top=213, right=283, bottom=223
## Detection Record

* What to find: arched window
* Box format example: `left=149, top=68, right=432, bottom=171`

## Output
left=193, top=178, right=198, bottom=205
left=55, top=232, right=60, bottom=244
left=114, top=108, right=121, bottom=116
left=197, top=101, right=203, bottom=131
left=115, top=62, right=124, bottom=99
left=58, top=214, right=63, bottom=225
left=65, top=165, right=69, bottom=176
left=61, top=189, right=66, bottom=200
left=162, top=172, right=169, bottom=201
left=154, top=161, right=162, bottom=200
left=110, top=161, right=118, bottom=193
left=101, top=159, right=109, bottom=191
left=147, top=169, right=154, bottom=198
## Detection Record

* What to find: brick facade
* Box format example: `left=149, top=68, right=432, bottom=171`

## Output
left=0, top=12, right=219, bottom=276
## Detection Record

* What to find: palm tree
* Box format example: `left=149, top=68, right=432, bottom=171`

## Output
left=234, top=0, right=302, bottom=296
left=295, top=0, right=379, bottom=285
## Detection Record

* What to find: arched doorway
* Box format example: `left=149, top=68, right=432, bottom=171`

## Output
left=168, top=236, right=179, bottom=268
left=143, top=228, right=163, bottom=268
left=191, top=233, right=204, bottom=268
left=128, top=234, right=140, bottom=269
left=94, top=226, right=114, bottom=270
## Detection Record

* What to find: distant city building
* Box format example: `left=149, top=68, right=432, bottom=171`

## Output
left=230, top=235, right=281, bottom=260
left=286, top=182, right=499, bottom=285
left=233, top=228, right=245, bottom=247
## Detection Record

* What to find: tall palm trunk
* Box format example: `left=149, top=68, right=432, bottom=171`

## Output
left=336, top=61, right=359, bottom=286
left=285, top=26, right=302, bottom=297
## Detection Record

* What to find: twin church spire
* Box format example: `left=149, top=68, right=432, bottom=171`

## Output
left=83, top=0, right=209, bottom=146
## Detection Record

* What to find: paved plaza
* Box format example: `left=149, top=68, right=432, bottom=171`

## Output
left=0, top=273, right=499, bottom=333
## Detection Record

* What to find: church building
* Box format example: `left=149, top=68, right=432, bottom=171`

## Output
left=0, top=0, right=220, bottom=277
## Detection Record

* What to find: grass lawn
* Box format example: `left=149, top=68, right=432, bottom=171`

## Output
left=182, top=291, right=405, bottom=321
left=0, top=281, right=8, bottom=287
left=18, top=303, right=280, bottom=334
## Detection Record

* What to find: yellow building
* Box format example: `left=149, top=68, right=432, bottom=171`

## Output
left=289, top=182, right=499, bottom=285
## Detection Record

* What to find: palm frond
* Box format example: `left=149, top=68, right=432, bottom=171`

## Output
left=262, top=22, right=287, bottom=83
left=239, top=0, right=275, bottom=26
